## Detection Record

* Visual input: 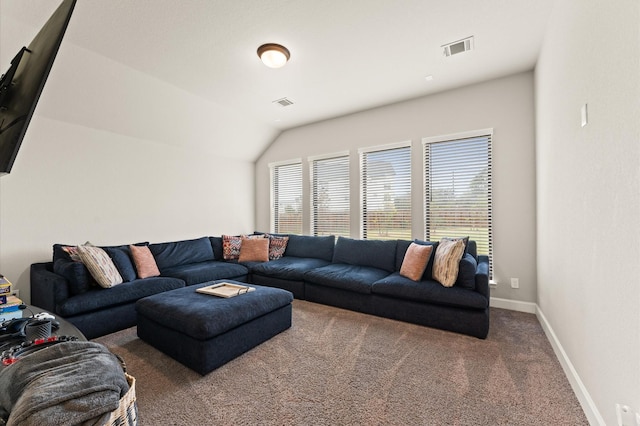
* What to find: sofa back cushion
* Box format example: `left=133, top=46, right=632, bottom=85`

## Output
left=103, top=247, right=137, bottom=282
left=332, top=237, right=397, bottom=273
left=466, top=240, right=477, bottom=258
left=209, top=237, right=224, bottom=260
left=285, top=234, right=335, bottom=261
left=53, top=259, right=93, bottom=295
left=149, top=237, right=214, bottom=271
left=455, top=253, right=478, bottom=289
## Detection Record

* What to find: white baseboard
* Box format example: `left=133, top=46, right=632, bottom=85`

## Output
left=535, top=307, right=605, bottom=426
left=490, top=298, right=604, bottom=424
left=489, top=297, right=537, bottom=313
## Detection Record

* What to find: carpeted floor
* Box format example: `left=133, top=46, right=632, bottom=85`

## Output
left=94, top=301, right=588, bottom=425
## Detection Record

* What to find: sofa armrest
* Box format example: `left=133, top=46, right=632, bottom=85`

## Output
left=475, top=255, right=490, bottom=300
left=30, top=262, right=70, bottom=314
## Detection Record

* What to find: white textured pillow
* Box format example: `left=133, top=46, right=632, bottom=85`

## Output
left=432, top=238, right=466, bottom=287
left=77, top=244, right=123, bottom=288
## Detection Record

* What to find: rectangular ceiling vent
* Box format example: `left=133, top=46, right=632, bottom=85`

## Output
left=442, top=36, right=474, bottom=57
left=273, top=97, right=294, bottom=107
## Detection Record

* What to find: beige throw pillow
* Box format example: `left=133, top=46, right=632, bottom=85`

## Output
left=130, top=244, right=161, bottom=279
left=432, top=238, right=466, bottom=287
left=239, top=237, right=269, bottom=262
left=400, top=243, right=433, bottom=281
left=76, top=244, right=123, bottom=288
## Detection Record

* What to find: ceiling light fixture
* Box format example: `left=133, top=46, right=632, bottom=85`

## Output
left=257, top=43, right=290, bottom=68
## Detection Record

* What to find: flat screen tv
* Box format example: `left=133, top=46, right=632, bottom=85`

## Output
left=0, top=0, right=76, bottom=175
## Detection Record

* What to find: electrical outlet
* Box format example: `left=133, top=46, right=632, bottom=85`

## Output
left=510, top=278, right=519, bottom=289
left=10, top=289, right=19, bottom=298
left=615, top=403, right=639, bottom=426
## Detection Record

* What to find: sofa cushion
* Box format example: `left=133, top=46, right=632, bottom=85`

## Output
left=53, top=259, right=93, bottom=296
left=103, top=247, right=137, bottom=282
left=239, top=238, right=269, bottom=263
left=432, top=238, right=466, bottom=287
left=149, top=237, right=214, bottom=271
left=399, top=243, right=434, bottom=281
left=160, top=261, right=249, bottom=286
left=455, top=253, right=478, bottom=290
left=209, top=237, right=223, bottom=260
left=285, top=235, right=335, bottom=261
left=249, top=257, right=331, bottom=281
left=304, top=264, right=390, bottom=294
left=57, top=277, right=185, bottom=317
left=130, top=245, right=161, bottom=279
left=371, top=273, right=488, bottom=309
left=76, top=245, right=123, bottom=289
left=332, top=237, right=397, bottom=273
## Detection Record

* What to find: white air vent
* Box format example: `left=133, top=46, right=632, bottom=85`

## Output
left=273, top=97, right=294, bottom=107
left=442, top=36, right=474, bottom=57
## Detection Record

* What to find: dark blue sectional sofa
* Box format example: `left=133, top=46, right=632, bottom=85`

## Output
left=30, top=234, right=490, bottom=339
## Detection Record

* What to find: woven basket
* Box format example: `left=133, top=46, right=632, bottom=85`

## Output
left=104, top=373, right=137, bottom=426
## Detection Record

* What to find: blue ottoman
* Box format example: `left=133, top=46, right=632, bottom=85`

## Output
left=135, top=280, right=293, bottom=375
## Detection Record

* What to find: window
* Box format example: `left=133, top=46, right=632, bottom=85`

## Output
left=360, top=143, right=411, bottom=240
left=424, top=131, right=493, bottom=272
left=270, top=161, right=302, bottom=234
left=311, top=154, right=350, bottom=237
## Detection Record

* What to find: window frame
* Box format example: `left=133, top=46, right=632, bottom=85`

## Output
left=422, top=129, right=493, bottom=275
left=269, top=159, right=303, bottom=234
left=358, top=141, right=412, bottom=240
left=309, top=151, right=351, bottom=237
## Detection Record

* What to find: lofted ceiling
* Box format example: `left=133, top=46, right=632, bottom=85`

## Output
left=1, top=0, right=555, bottom=155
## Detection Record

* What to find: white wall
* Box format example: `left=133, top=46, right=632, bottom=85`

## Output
left=0, top=9, right=273, bottom=302
left=256, top=72, right=537, bottom=303
left=535, top=0, right=640, bottom=424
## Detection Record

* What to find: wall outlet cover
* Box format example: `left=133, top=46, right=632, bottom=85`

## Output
left=615, top=403, right=638, bottom=426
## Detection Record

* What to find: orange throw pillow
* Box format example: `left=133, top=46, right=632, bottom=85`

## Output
left=130, top=245, right=160, bottom=278
left=238, top=237, right=269, bottom=262
left=400, top=243, right=433, bottom=281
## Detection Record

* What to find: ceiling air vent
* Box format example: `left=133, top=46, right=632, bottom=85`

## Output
left=442, top=36, right=474, bottom=57
left=273, top=97, right=294, bottom=107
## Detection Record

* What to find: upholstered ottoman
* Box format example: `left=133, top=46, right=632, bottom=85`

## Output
left=135, top=280, right=293, bottom=375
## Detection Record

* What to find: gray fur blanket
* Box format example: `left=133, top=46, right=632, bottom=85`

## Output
left=0, top=341, right=129, bottom=426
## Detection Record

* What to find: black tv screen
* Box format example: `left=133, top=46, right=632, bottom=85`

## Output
left=0, top=0, right=76, bottom=175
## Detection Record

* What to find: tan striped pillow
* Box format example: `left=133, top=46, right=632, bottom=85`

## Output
left=432, top=238, right=466, bottom=287
left=76, top=244, right=123, bottom=288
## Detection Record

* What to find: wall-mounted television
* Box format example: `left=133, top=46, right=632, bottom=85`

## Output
left=0, top=0, right=76, bottom=176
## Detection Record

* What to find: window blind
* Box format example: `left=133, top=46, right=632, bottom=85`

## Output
left=271, top=162, right=302, bottom=234
left=311, top=155, right=350, bottom=237
left=360, top=145, right=411, bottom=240
left=424, top=134, right=493, bottom=272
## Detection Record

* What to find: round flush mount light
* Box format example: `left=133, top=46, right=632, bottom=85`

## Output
left=257, top=43, right=290, bottom=68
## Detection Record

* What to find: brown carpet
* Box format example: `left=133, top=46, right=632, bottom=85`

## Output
left=94, top=301, right=588, bottom=425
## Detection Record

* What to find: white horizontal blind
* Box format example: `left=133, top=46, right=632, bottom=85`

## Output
left=311, top=155, right=350, bottom=237
left=424, top=134, right=493, bottom=272
left=361, top=145, right=411, bottom=240
left=271, top=162, right=302, bottom=234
